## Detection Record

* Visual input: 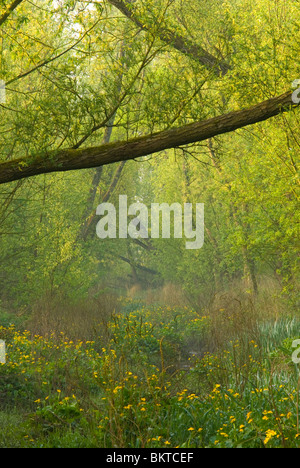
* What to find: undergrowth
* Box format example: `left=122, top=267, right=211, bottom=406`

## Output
left=0, top=301, right=300, bottom=448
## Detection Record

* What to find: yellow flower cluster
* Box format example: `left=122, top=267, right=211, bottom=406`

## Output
left=264, top=430, right=278, bottom=445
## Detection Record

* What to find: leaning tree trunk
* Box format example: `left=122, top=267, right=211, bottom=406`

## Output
left=0, top=91, right=297, bottom=185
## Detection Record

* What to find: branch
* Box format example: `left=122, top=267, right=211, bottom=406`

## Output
left=6, top=19, right=102, bottom=86
left=117, top=254, right=158, bottom=275
left=0, top=0, right=24, bottom=27
left=107, top=0, right=230, bottom=76
left=0, top=91, right=297, bottom=185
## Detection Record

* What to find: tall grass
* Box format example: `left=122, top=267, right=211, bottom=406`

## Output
left=257, top=319, right=300, bottom=354
left=0, top=280, right=299, bottom=448
left=26, top=292, right=121, bottom=342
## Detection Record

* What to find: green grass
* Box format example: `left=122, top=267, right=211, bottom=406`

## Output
left=0, top=410, right=25, bottom=448
left=0, top=302, right=300, bottom=448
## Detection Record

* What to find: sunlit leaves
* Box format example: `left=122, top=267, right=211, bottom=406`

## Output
left=0, top=0, right=299, bottom=306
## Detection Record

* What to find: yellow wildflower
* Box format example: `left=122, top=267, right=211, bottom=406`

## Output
left=264, top=430, right=277, bottom=445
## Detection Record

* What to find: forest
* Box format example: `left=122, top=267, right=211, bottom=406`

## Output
left=0, top=0, right=299, bottom=449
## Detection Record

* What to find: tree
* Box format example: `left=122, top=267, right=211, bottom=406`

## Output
left=0, top=0, right=299, bottom=185
left=0, top=0, right=299, bottom=306
left=0, top=91, right=297, bottom=185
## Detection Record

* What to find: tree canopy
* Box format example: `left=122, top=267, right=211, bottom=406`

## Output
left=0, top=0, right=299, bottom=307
left=0, top=0, right=299, bottom=184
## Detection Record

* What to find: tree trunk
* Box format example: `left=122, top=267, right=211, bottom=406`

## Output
left=108, top=0, right=230, bottom=76
left=0, top=91, right=297, bottom=185
left=242, top=246, right=258, bottom=295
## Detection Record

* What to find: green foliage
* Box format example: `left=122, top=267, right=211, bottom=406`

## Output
left=0, top=0, right=299, bottom=449
left=0, top=0, right=299, bottom=306
left=0, top=305, right=300, bottom=448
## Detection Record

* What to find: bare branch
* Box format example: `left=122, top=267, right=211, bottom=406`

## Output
left=6, top=19, right=102, bottom=86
